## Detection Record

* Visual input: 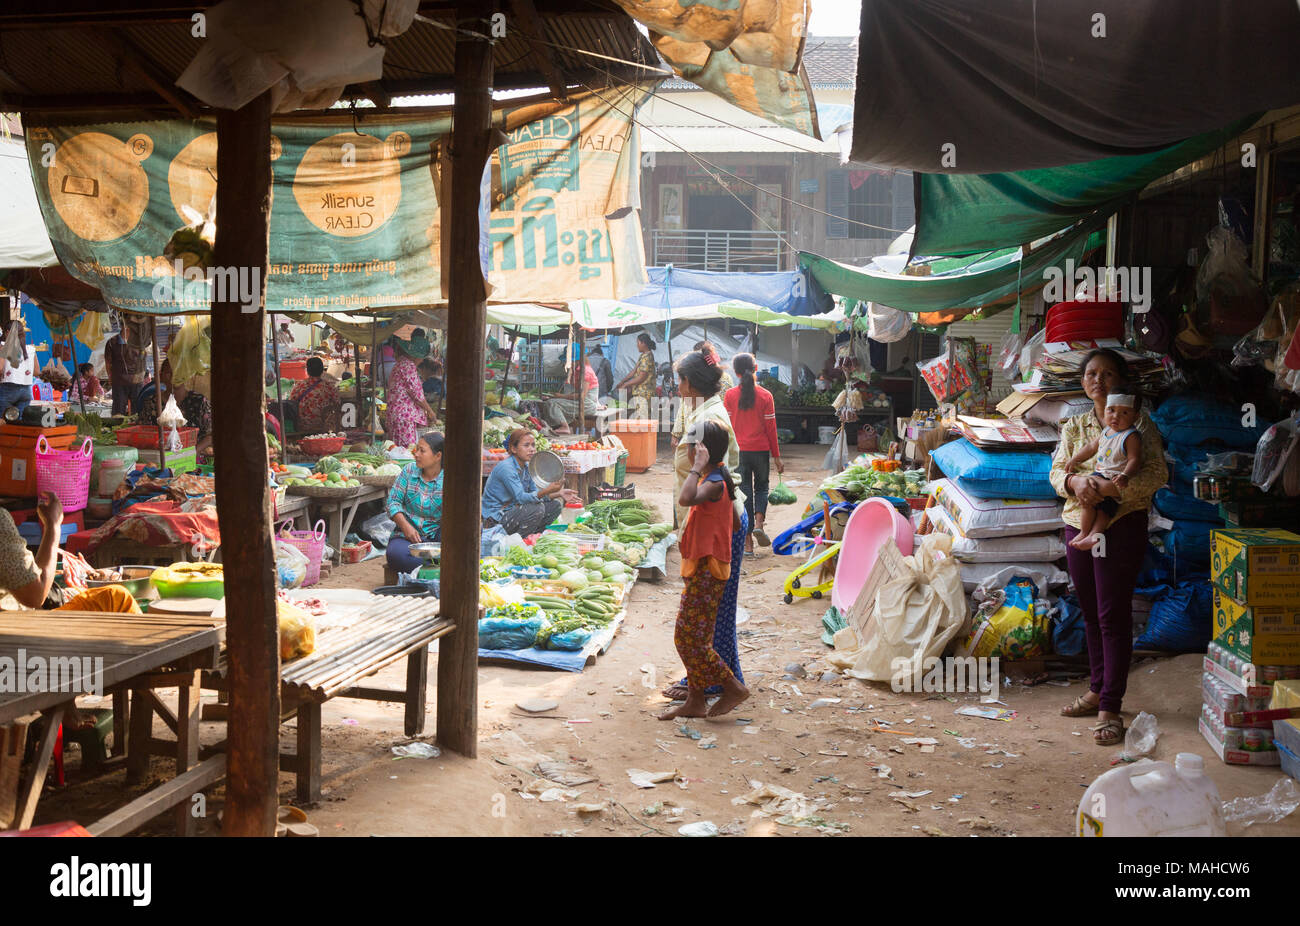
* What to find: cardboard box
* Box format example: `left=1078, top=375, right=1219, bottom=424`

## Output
left=1271, top=679, right=1300, bottom=710
left=1212, top=588, right=1300, bottom=666
left=1199, top=717, right=1281, bottom=765
left=1211, top=528, right=1300, bottom=606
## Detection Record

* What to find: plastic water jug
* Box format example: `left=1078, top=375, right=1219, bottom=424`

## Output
left=1077, top=753, right=1226, bottom=837
left=97, top=458, right=128, bottom=497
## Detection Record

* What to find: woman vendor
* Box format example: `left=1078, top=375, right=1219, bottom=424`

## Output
left=613, top=332, right=658, bottom=418
left=74, top=363, right=105, bottom=402
left=1048, top=348, right=1167, bottom=746
left=384, top=334, right=437, bottom=447
left=482, top=429, right=580, bottom=536
left=288, top=356, right=342, bottom=435
left=0, top=492, right=139, bottom=612
left=171, top=377, right=214, bottom=458
left=543, top=357, right=599, bottom=434
left=385, top=432, right=445, bottom=574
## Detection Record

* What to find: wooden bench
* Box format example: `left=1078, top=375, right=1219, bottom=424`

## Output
left=195, top=594, right=456, bottom=802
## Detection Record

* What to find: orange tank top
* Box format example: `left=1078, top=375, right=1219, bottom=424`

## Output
left=679, top=471, right=734, bottom=570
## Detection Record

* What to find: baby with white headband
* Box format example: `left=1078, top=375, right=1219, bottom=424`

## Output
left=1064, top=385, right=1145, bottom=550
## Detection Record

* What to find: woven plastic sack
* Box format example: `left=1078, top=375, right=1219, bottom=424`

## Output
left=930, top=438, right=1056, bottom=500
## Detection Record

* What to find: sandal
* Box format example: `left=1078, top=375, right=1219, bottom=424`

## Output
left=1091, top=718, right=1124, bottom=746
left=1060, top=695, right=1100, bottom=717
left=752, top=528, right=771, bottom=547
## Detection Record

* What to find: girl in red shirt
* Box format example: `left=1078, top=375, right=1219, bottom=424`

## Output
left=660, top=420, right=750, bottom=720
left=724, top=353, right=784, bottom=555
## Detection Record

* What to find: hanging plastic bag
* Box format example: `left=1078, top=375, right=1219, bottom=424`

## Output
left=998, top=329, right=1025, bottom=382
left=1019, top=328, right=1047, bottom=381
left=74, top=311, right=116, bottom=352
left=158, top=394, right=186, bottom=451
left=0, top=321, right=24, bottom=368
left=169, top=316, right=213, bottom=384
left=1196, top=226, right=1267, bottom=336
left=1252, top=416, right=1300, bottom=493
left=821, top=427, right=848, bottom=472
left=866, top=302, right=912, bottom=343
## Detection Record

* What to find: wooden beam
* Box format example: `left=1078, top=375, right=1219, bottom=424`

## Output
left=95, top=28, right=200, bottom=119
left=508, top=0, right=568, bottom=101
left=436, top=5, right=493, bottom=759
left=212, top=89, right=279, bottom=838
left=87, top=754, right=226, bottom=837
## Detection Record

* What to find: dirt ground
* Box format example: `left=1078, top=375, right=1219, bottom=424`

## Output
left=31, top=442, right=1300, bottom=837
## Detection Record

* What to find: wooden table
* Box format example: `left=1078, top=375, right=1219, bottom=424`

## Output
left=305, top=485, right=388, bottom=565
left=0, top=610, right=223, bottom=835
left=202, top=592, right=457, bottom=802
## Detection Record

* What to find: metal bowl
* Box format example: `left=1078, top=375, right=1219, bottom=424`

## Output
left=86, top=565, right=158, bottom=599
left=408, top=542, right=441, bottom=561
left=529, top=450, right=564, bottom=486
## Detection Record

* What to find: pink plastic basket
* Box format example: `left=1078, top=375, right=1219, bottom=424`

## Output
left=35, top=436, right=93, bottom=513
left=279, top=519, right=327, bottom=587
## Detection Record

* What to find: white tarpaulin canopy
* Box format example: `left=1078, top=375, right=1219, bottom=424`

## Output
left=0, top=140, right=57, bottom=269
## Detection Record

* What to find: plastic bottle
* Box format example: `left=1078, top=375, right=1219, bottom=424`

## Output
left=1077, top=753, right=1226, bottom=837
left=561, top=502, right=584, bottom=526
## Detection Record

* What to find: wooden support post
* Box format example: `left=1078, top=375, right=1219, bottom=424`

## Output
left=173, top=668, right=201, bottom=836
left=370, top=315, right=379, bottom=438
left=13, top=704, right=66, bottom=830
left=404, top=645, right=428, bottom=736
left=295, top=700, right=321, bottom=803
left=436, top=6, right=493, bottom=759
left=111, top=689, right=128, bottom=758
left=126, top=687, right=153, bottom=784
left=66, top=317, right=85, bottom=415
left=212, top=90, right=279, bottom=838
left=271, top=313, right=285, bottom=438
left=577, top=326, right=587, bottom=434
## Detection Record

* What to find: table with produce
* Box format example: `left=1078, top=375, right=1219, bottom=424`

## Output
left=475, top=499, right=675, bottom=668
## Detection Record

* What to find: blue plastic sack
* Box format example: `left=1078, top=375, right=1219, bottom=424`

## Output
left=930, top=439, right=1056, bottom=499
left=1153, top=520, right=1217, bottom=568
left=478, top=615, right=548, bottom=650
left=1164, top=441, right=1210, bottom=488
left=1150, top=395, right=1264, bottom=449
left=545, top=627, right=594, bottom=651
left=1134, top=580, right=1213, bottom=652
left=1154, top=486, right=1221, bottom=523
left=1051, top=594, right=1087, bottom=657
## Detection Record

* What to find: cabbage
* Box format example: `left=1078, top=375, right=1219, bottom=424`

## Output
left=376, top=463, right=403, bottom=476
left=558, top=570, right=589, bottom=590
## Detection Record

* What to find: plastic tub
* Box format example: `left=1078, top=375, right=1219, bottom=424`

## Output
left=818, top=426, right=838, bottom=444
left=98, top=458, right=128, bottom=496
left=91, top=444, right=138, bottom=489
left=832, top=497, right=914, bottom=613
left=153, top=574, right=225, bottom=600
left=561, top=502, right=584, bottom=525
left=610, top=419, right=658, bottom=473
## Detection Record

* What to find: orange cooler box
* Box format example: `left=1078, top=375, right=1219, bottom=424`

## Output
left=610, top=418, right=658, bottom=473
left=0, top=424, right=78, bottom=498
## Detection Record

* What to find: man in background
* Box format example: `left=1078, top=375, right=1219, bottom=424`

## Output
left=104, top=329, right=146, bottom=415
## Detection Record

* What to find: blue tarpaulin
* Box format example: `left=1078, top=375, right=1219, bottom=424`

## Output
left=642, top=266, right=833, bottom=318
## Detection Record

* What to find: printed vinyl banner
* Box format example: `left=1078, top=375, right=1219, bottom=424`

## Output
left=24, top=85, right=649, bottom=314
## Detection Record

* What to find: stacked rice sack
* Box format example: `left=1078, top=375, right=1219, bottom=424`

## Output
left=927, top=440, right=1068, bottom=593
left=1136, top=395, right=1264, bottom=651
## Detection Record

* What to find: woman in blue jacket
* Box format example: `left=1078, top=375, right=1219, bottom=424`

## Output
left=482, top=429, right=579, bottom=536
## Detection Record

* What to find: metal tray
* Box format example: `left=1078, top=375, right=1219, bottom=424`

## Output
left=530, top=450, right=564, bottom=485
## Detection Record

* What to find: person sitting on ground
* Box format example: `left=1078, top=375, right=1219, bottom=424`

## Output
left=481, top=428, right=580, bottom=536
left=0, top=492, right=139, bottom=613
left=385, top=432, right=445, bottom=575
left=288, top=356, right=342, bottom=436
left=1063, top=385, right=1145, bottom=551
left=170, top=375, right=214, bottom=459
left=74, top=363, right=105, bottom=402
left=543, top=358, right=599, bottom=434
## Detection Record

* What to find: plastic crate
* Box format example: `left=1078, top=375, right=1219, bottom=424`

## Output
left=1279, top=741, right=1299, bottom=781
left=614, top=453, right=627, bottom=485
left=115, top=424, right=199, bottom=450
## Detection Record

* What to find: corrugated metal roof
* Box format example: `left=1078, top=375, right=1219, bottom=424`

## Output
left=0, top=8, right=659, bottom=118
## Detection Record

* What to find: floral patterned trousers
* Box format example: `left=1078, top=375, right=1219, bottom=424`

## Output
left=674, top=569, right=736, bottom=690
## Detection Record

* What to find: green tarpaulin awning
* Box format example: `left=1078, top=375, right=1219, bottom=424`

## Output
left=912, top=115, right=1262, bottom=257
left=799, top=215, right=1108, bottom=319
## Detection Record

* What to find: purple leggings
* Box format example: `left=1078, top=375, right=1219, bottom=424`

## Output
left=1063, top=512, right=1148, bottom=714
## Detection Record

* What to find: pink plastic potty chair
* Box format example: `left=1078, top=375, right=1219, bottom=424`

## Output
left=831, top=497, right=915, bottom=613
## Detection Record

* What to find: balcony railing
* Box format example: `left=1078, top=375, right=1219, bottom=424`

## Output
left=649, top=228, right=788, bottom=273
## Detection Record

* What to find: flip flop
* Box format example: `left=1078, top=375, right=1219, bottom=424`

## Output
left=752, top=528, right=771, bottom=547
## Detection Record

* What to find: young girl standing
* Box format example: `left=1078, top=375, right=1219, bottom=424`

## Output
left=660, top=420, right=751, bottom=720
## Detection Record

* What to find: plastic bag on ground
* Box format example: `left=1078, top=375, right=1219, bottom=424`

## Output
left=277, top=599, right=316, bottom=660
left=1221, top=777, right=1300, bottom=827
left=1122, top=711, right=1161, bottom=760
left=361, top=513, right=397, bottom=547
